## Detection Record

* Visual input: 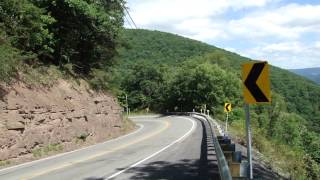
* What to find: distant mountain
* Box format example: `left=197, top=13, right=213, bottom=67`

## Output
left=289, top=67, right=320, bottom=84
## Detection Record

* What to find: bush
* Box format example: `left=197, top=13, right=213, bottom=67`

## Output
left=88, top=69, right=110, bottom=91
left=0, top=40, right=21, bottom=82
left=21, top=64, right=64, bottom=86
left=32, top=143, right=63, bottom=157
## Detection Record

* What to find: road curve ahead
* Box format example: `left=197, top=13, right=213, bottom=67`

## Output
left=0, top=115, right=220, bottom=180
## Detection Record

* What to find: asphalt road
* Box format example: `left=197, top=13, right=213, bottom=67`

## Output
left=0, top=115, right=220, bottom=180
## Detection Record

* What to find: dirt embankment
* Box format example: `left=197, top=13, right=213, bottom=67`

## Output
left=0, top=80, right=134, bottom=167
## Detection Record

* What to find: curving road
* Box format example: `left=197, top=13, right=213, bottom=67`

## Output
left=0, top=115, right=219, bottom=180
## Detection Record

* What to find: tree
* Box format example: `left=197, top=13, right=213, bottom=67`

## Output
left=31, top=0, right=125, bottom=74
left=166, top=62, right=241, bottom=114
left=0, top=0, right=55, bottom=56
left=121, top=61, right=168, bottom=111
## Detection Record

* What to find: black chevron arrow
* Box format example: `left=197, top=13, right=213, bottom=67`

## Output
left=226, top=104, right=230, bottom=112
left=244, top=62, right=268, bottom=102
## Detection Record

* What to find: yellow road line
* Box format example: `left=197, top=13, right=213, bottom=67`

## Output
left=23, top=120, right=170, bottom=180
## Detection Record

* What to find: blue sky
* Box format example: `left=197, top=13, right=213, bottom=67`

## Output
left=125, top=0, right=320, bottom=69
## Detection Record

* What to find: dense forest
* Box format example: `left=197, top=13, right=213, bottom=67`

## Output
left=1, top=1, right=320, bottom=179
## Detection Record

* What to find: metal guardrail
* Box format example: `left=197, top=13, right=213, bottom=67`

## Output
left=189, top=112, right=232, bottom=180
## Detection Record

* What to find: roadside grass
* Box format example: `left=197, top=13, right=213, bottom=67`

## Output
left=32, top=144, right=63, bottom=158
left=0, top=160, right=10, bottom=167
left=125, top=110, right=159, bottom=116
left=20, top=64, right=68, bottom=87
left=121, top=115, right=137, bottom=133
left=217, top=118, right=320, bottom=179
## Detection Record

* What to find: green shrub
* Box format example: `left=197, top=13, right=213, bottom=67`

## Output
left=88, top=69, right=110, bottom=91
left=0, top=40, right=21, bottom=82
left=0, top=160, right=10, bottom=167
left=32, top=143, right=63, bottom=158
left=77, top=133, right=89, bottom=142
left=21, top=64, right=63, bottom=86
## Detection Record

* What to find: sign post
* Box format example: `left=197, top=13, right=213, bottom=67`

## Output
left=242, top=61, right=271, bottom=179
left=244, top=104, right=252, bottom=179
left=224, top=103, right=232, bottom=136
left=125, top=94, right=129, bottom=116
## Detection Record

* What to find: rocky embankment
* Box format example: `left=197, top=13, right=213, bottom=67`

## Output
left=0, top=80, right=134, bottom=166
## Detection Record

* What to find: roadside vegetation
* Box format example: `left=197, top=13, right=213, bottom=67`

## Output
left=32, top=144, right=64, bottom=158
left=0, top=160, right=10, bottom=167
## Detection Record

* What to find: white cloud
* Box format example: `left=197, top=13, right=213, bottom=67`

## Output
left=315, top=41, right=320, bottom=49
left=126, top=0, right=273, bottom=26
left=174, top=18, right=228, bottom=41
left=228, top=4, right=320, bottom=39
left=238, top=42, right=320, bottom=69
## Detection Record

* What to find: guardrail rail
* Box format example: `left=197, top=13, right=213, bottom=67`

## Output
left=190, top=112, right=233, bottom=180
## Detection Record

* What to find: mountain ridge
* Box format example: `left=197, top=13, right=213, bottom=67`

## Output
left=289, top=67, right=320, bottom=84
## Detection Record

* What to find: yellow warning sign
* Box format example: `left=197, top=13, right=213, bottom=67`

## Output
left=224, top=103, right=232, bottom=112
left=242, top=61, right=271, bottom=104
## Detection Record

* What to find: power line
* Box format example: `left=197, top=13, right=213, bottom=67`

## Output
left=124, top=7, right=137, bottom=29
left=120, top=2, right=138, bottom=29
left=124, top=14, right=134, bottom=29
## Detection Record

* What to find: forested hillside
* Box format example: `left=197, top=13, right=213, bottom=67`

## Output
left=112, top=29, right=320, bottom=178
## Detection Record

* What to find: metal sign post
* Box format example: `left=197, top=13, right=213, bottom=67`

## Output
left=224, top=103, right=232, bottom=136
left=225, top=112, right=229, bottom=136
left=242, top=61, right=271, bottom=179
left=245, top=104, right=253, bottom=179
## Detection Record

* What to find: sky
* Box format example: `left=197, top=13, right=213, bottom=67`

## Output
left=124, top=0, right=320, bottom=69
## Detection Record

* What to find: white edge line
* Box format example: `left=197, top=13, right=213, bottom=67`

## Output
left=106, top=117, right=196, bottom=179
left=0, top=124, right=144, bottom=173
left=129, top=115, right=161, bottom=119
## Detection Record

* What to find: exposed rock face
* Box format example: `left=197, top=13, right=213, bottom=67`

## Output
left=0, top=80, right=129, bottom=163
